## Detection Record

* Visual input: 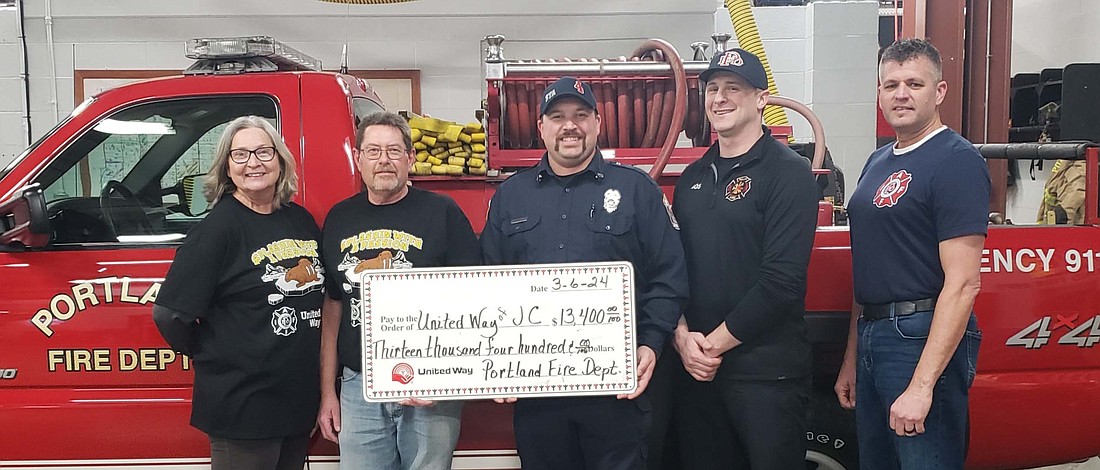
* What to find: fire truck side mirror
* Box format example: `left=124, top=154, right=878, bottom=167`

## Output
left=179, top=174, right=211, bottom=217
left=0, top=183, right=49, bottom=250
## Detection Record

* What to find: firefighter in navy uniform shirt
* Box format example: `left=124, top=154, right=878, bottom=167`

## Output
left=480, top=76, right=689, bottom=470
left=835, top=38, right=989, bottom=470
left=670, top=48, right=818, bottom=470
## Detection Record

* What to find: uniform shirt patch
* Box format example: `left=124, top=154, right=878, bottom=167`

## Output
left=603, top=189, right=621, bottom=213
left=725, top=175, right=752, bottom=202
left=662, top=194, right=680, bottom=230
left=873, top=169, right=913, bottom=208
left=690, top=183, right=702, bottom=190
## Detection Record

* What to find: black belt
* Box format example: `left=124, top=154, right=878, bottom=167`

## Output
left=861, top=298, right=936, bottom=321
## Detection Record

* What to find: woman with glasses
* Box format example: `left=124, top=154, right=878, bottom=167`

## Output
left=153, top=115, right=325, bottom=470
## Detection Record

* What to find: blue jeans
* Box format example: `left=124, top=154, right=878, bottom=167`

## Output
left=338, top=367, right=463, bottom=470
left=855, top=311, right=981, bottom=470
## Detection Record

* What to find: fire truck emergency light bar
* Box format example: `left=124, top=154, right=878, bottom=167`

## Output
left=184, top=36, right=322, bottom=74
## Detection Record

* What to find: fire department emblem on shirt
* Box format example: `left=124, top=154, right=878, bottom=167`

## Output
left=603, top=189, right=621, bottom=214
left=349, top=297, right=362, bottom=328
left=725, top=176, right=752, bottom=202
left=873, top=169, right=913, bottom=208
left=271, top=306, right=298, bottom=336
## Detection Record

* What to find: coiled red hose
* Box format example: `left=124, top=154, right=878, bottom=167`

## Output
left=631, top=40, right=687, bottom=179
left=497, top=38, right=690, bottom=179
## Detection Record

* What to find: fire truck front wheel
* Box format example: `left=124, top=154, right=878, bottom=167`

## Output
left=805, top=391, right=859, bottom=470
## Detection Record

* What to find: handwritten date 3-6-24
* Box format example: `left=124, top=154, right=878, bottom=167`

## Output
left=530, top=275, right=610, bottom=292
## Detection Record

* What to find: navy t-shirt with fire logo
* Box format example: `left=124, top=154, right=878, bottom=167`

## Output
left=156, top=196, right=324, bottom=439
left=848, top=127, right=990, bottom=305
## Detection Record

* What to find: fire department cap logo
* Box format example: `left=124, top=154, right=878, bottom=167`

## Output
left=725, top=175, right=752, bottom=202
left=392, top=363, right=414, bottom=384
left=717, top=50, right=744, bottom=67
left=271, top=306, right=298, bottom=336
left=873, top=169, right=913, bottom=208
left=700, top=48, right=768, bottom=89
left=541, top=76, right=597, bottom=115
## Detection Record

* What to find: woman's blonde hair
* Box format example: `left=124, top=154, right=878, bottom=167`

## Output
left=204, top=116, right=298, bottom=209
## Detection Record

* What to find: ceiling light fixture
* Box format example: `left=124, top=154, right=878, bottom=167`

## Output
left=316, top=0, right=417, bottom=4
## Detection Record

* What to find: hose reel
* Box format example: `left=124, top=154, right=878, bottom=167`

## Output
left=484, top=35, right=825, bottom=178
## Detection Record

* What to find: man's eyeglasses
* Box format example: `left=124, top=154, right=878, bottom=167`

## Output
left=361, top=146, right=409, bottom=160
left=228, top=146, right=277, bottom=164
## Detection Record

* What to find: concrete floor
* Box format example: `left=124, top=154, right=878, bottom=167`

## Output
left=1033, top=457, right=1100, bottom=470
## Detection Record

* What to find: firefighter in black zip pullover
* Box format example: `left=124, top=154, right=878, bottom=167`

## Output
left=669, top=48, right=818, bottom=470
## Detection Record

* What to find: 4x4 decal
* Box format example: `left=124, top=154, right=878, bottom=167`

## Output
left=1007, top=314, right=1100, bottom=349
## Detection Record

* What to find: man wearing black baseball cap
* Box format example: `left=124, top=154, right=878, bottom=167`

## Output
left=697, top=47, right=770, bottom=88
left=540, top=75, right=599, bottom=114
left=534, top=76, right=602, bottom=174
left=670, top=48, right=818, bottom=469
left=481, top=76, right=688, bottom=470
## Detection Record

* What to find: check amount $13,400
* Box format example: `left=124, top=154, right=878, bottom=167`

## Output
left=359, top=262, right=637, bottom=401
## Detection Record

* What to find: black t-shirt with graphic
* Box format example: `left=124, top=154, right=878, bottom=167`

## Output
left=156, top=196, right=324, bottom=439
left=321, top=187, right=481, bottom=372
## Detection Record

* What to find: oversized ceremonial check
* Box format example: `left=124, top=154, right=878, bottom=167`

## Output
left=359, top=262, right=637, bottom=401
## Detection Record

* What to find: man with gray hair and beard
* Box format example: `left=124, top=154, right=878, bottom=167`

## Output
left=316, top=111, right=481, bottom=470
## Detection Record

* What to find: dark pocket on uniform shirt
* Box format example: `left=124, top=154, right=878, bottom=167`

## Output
left=892, top=310, right=934, bottom=340
left=502, top=214, right=541, bottom=260
left=586, top=211, right=633, bottom=255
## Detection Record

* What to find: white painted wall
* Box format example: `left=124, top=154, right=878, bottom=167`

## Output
left=0, top=8, right=26, bottom=163
left=716, top=1, right=879, bottom=185
left=0, top=0, right=879, bottom=173
left=1012, top=0, right=1100, bottom=75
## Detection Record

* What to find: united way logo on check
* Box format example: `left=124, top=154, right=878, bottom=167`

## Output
left=392, top=363, right=414, bottom=384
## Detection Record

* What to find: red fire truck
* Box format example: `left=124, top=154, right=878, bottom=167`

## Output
left=1, top=36, right=1098, bottom=470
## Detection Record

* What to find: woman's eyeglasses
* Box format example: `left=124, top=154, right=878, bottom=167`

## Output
left=228, top=146, right=277, bottom=164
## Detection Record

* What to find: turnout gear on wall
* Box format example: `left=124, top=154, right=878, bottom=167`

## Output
left=1037, top=159, right=1086, bottom=225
